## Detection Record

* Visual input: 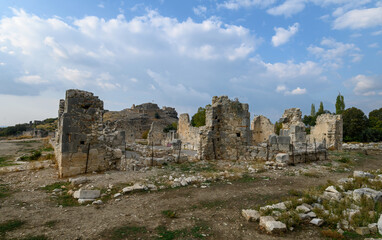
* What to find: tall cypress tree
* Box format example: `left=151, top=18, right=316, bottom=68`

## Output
left=311, top=104, right=316, bottom=117
left=317, top=102, right=324, bottom=115
left=335, top=93, right=345, bottom=114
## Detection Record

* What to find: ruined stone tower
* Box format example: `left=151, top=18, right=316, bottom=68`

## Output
left=55, top=90, right=125, bottom=178
left=199, top=96, right=251, bottom=160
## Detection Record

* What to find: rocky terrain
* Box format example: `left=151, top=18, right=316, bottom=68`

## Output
left=1, top=138, right=382, bottom=239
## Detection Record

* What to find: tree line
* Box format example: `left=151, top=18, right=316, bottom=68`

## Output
left=302, top=93, right=382, bottom=142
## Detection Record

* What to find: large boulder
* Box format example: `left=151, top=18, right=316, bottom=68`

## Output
left=353, top=171, right=375, bottom=179
left=353, top=188, right=382, bottom=202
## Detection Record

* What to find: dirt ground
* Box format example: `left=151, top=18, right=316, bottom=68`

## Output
left=1, top=139, right=382, bottom=240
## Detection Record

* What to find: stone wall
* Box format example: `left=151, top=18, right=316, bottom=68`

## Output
left=103, top=103, right=178, bottom=143
left=251, top=115, right=274, bottom=144
left=279, top=108, right=306, bottom=143
left=177, top=113, right=201, bottom=150
left=55, top=89, right=126, bottom=178
left=199, top=96, right=251, bottom=160
left=311, top=114, right=343, bottom=150
left=147, top=121, right=167, bottom=146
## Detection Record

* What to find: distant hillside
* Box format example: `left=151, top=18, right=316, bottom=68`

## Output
left=0, top=118, right=58, bottom=137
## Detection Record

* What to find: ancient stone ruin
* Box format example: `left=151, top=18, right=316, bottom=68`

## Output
left=311, top=114, right=343, bottom=150
left=54, top=89, right=343, bottom=178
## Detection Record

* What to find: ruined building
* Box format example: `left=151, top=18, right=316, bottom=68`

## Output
left=310, top=114, right=343, bottom=150
left=199, top=96, right=251, bottom=160
left=54, top=89, right=343, bottom=178
left=103, top=103, right=177, bottom=143
left=251, top=115, right=274, bottom=144
left=55, top=90, right=126, bottom=178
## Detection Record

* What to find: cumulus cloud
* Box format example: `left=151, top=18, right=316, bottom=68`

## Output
left=307, top=37, right=362, bottom=68
left=218, top=0, right=276, bottom=10
left=333, top=7, right=382, bottom=29
left=348, top=74, right=382, bottom=96
left=272, top=23, right=299, bottom=47
left=259, top=60, right=322, bottom=79
left=267, top=0, right=306, bottom=17
left=275, top=85, right=307, bottom=95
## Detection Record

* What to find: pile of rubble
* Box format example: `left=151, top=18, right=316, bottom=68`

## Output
left=242, top=170, right=382, bottom=236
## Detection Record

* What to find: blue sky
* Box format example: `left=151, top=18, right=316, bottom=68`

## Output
left=0, top=0, right=381, bottom=126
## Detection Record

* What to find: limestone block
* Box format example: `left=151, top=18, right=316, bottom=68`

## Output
left=356, top=227, right=370, bottom=235
left=296, top=205, right=310, bottom=213
left=73, top=189, right=100, bottom=199
left=310, top=218, right=324, bottom=226
left=241, top=209, right=260, bottom=222
left=378, top=214, right=382, bottom=234
left=276, top=153, right=289, bottom=164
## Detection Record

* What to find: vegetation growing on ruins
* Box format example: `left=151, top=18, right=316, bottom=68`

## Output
left=191, top=107, right=206, bottom=127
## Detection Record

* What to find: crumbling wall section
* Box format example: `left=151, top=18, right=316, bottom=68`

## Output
left=177, top=114, right=201, bottom=150
left=55, top=89, right=126, bottom=178
left=199, top=96, right=251, bottom=160
left=251, top=115, right=274, bottom=144
left=279, top=108, right=306, bottom=143
left=147, top=121, right=167, bottom=146
left=311, top=114, right=343, bottom=150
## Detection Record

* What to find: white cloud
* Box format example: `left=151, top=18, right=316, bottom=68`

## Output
left=260, top=60, right=322, bottom=79
left=333, top=7, right=382, bottom=29
left=267, top=0, right=306, bottom=17
left=275, top=85, right=307, bottom=95
left=98, top=3, right=104, bottom=8
left=193, top=5, right=207, bottom=16
left=57, top=67, right=92, bottom=87
left=372, top=30, right=382, bottom=35
left=307, top=37, right=362, bottom=68
left=287, top=87, right=307, bottom=95
left=272, top=23, right=299, bottom=47
left=218, top=0, right=276, bottom=10
left=348, top=74, right=382, bottom=96
left=276, top=85, right=286, bottom=92
left=15, top=75, right=48, bottom=84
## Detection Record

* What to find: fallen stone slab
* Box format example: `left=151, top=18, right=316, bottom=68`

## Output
left=276, top=153, right=289, bottom=164
left=353, top=188, right=382, bottom=202
left=241, top=209, right=260, bottom=222
left=73, top=189, right=100, bottom=199
left=296, top=205, right=310, bottom=213
left=259, top=216, right=286, bottom=233
left=310, top=218, right=324, bottom=226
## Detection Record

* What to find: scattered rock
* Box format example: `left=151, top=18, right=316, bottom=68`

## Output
left=356, top=227, right=370, bottom=235
left=92, top=200, right=103, bottom=205
left=113, top=193, right=122, bottom=198
left=241, top=209, right=260, bottom=222
left=296, top=205, right=310, bottom=213
left=260, top=202, right=287, bottom=211
left=310, top=218, right=324, bottom=226
left=378, top=214, right=382, bottom=234
left=368, top=223, right=378, bottom=233
left=259, top=216, right=287, bottom=233
left=78, top=199, right=95, bottom=204
left=353, top=171, right=375, bottom=179
left=353, top=188, right=382, bottom=202
left=73, top=189, right=100, bottom=199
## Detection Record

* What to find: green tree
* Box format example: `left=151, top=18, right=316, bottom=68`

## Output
left=369, top=108, right=382, bottom=130
left=335, top=93, right=345, bottom=114
left=342, top=107, right=368, bottom=142
left=317, top=102, right=324, bottom=115
left=310, top=104, right=316, bottom=117
left=191, top=107, right=206, bottom=127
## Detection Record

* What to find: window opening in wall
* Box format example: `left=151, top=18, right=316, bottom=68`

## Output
left=236, top=133, right=241, bottom=137
left=80, top=141, right=85, bottom=145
